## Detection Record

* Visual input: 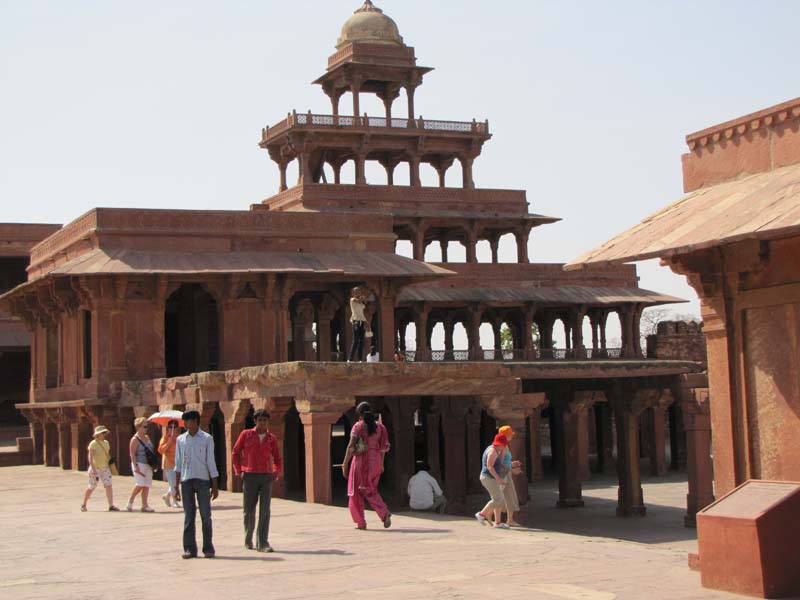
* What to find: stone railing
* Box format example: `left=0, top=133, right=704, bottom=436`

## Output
left=327, top=347, right=627, bottom=363
left=262, top=112, right=489, bottom=143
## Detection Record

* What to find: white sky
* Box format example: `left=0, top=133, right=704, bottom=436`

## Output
left=2, top=1, right=798, bottom=350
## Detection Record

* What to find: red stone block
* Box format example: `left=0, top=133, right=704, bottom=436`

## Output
left=696, top=480, right=800, bottom=598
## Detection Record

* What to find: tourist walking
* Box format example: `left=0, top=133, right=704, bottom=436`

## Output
left=126, top=417, right=156, bottom=513
left=158, top=419, right=181, bottom=508
left=475, top=434, right=509, bottom=529
left=407, top=462, right=447, bottom=513
left=174, top=410, right=219, bottom=559
left=498, top=425, right=523, bottom=527
left=341, top=401, right=392, bottom=529
left=232, top=408, right=282, bottom=553
left=81, top=425, right=119, bottom=512
left=347, top=287, right=369, bottom=362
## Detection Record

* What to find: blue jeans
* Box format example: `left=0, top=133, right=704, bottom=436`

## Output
left=181, top=479, right=214, bottom=555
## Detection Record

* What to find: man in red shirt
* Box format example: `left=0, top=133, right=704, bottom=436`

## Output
left=232, top=408, right=282, bottom=552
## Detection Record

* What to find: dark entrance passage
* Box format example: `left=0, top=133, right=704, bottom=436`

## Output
left=164, top=284, right=219, bottom=377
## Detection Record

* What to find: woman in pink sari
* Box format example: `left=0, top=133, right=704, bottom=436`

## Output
left=341, top=401, right=392, bottom=530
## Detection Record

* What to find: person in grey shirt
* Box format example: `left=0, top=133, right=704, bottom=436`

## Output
left=174, top=410, right=219, bottom=559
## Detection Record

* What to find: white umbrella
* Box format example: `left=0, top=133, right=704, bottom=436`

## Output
left=147, top=410, right=184, bottom=427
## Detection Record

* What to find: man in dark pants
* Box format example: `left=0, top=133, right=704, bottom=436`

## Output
left=232, top=408, right=283, bottom=552
left=174, top=410, right=219, bottom=559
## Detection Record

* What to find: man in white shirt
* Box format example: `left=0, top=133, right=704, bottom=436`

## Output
left=407, top=463, right=447, bottom=513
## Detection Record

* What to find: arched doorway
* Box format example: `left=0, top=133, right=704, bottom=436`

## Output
left=164, top=284, right=220, bottom=377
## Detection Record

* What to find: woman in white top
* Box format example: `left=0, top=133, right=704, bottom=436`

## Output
left=126, top=417, right=156, bottom=512
left=347, top=287, right=369, bottom=362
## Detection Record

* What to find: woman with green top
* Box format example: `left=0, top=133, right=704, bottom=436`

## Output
left=81, top=425, right=119, bottom=512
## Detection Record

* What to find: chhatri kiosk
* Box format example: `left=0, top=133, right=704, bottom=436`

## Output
left=1, top=2, right=701, bottom=521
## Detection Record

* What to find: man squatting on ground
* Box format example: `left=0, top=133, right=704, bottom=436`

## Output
left=174, top=410, right=219, bottom=559
left=232, top=408, right=282, bottom=553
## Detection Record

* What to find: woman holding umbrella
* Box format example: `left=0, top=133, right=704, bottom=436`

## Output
left=158, top=419, right=182, bottom=508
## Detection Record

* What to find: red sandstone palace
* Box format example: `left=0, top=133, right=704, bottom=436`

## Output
left=0, top=2, right=707, bottom=521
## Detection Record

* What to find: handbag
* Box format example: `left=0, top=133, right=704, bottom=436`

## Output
left=99, top=442, right=119, bottom=476
left=139, top=439, right=161, bottom=471
left=353, top=426, right=368, bottom=455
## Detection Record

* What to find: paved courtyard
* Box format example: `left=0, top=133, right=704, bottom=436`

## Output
left=0, top=466, right=742, bottom=600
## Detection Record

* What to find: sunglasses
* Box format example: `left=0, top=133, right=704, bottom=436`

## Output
left=167, top=425, right=177, bottom=429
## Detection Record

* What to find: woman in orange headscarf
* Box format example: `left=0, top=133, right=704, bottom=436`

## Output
left=498, top=425, right=523, bottom=527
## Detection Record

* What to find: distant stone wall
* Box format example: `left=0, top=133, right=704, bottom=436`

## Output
left=646, top=320, right=707, bottom=367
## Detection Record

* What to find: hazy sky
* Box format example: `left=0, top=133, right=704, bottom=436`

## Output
left=2, top=1, right=798, bottom=344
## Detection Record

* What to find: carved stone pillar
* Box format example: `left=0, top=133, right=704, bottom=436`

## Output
left=680, top=382, right=714, bottom=527
left=220, top=400, right=251, bottom=493
left=278, top=161, right=288, bottom=192
left=435, top=397, right=469, bottom=514
left=460, top=156, right=475, bottom=189
left=378, top=284, right=396, bottom=361
left=515, top=228, right=529, bottom=264
left=489, top=234, right=499, bottom=264
left=412, top=226, right=425, bottom=261
left=465, top=227, right=478, bottom=264
left=29, top=418, right=44, bottom=465
left=384, top=397, right=419, bottom=509
left=409, top=155, right=421, bottom=187
left=594, top=403, right=615, bottom=474
left=57, top=419, right=72, bottom=470
left=466, top=404, right=483, bottom=492
left=529, top=410, right=544, bottom=481
left=414, top=306, right=430, bottom=362
left=613, top=387, right=660, bottom=516
left=425, top=402, right=441, bottom=479
left=355, top=151, right=367, bottom=185
left=523, top=304, right=536, bottom=360
left=467, top=305, right=482, bottom=361
left=296, top=397, right=353, bottom=505
left=71, top=417, right=94, bottom=472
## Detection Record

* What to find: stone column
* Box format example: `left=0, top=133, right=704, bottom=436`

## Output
left=572, top=307, right=587, bottom=359
left=492, top=321, right=502, bottom=360
left=296, top=397, right=353, bottom=505
left=576, top=408, right=591, bottom=481
left=523, top=304, right=536, bottom=360
left=443, top=316, right=455, bottom=358
left=116, top=408, right=135, bottom=476
left=71, top=417, right=93, bottom=472
left=425, top=403, right=441, bottom=479
left=613, top=387, right=659, bottom=516
left=412, top=226, right=426, bottom=261
left=384, top=397, right=419, bottom=509
left=262, top=397, right=292, bottom=499
left=594, top=403, right=615, bottom=474
left=467, top=306, right=482, bottom=361
left=58, top=419, right=72, bottom=470
left=489, top=234, right=499, bottom=264
left=466, top=227, right=478, bottom=264
left=680, top=382, right=714, bottom=527
left=414, top=306, right=431, bottom=362
left=405, top=84, right=416, bottom=123
left=466, top=404, right=483, bottom=492
left=351, top=80, right=361, bottom=117
left=278, top=162, right=288, bottom=192
left=515, top=229, right=529, bottom=264
left=435, top=397, right=469, bottom=514
left=220, top=400, right=251, bottom=493
left=29, top=418, right=44, bottom=465
left=645, top=406, right=669, bottom=476
left=669, top=403, right=687, bottom=470
left=528, top=410, right=545, bottom=480
left=355, top=151, right=367, bottom=186
left=378, top=285, right=396, bottom=361
left=460, top=156, right=475, bottom=189
left=409, top=155, right=421, bottom=187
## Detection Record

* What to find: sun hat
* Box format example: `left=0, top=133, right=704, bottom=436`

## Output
left=498, top=425, right=515, bottom=439
left=93, top=425, right=110, bottom=437
left=492, top=434, right=509, bottom=447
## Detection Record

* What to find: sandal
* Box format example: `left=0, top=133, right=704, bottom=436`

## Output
left=108, top=506, right=120, bottom=512
left=80, top=505, right=87, bottom=512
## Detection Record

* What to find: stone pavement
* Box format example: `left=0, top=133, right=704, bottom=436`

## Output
left=0, top=466, right=743, bottom=600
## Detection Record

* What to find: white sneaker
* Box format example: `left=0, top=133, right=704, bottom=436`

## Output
left=475, top=512, right=487, bottom=526
left=493, top=522, right=510, bottom=529
left=162, top=494, right=171, bottom=508
left=172, top=502, right=181, bottom=508
left=125, top=504, right=133, bottom=512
